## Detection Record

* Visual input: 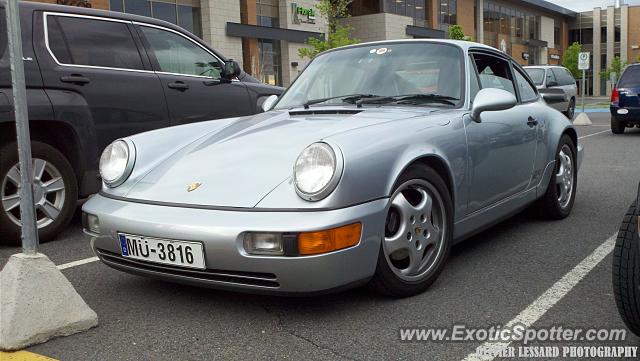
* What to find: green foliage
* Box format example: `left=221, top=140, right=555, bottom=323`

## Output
left=561, top=42, right=582, bottom=79
left=298, top=0, right=359, bottom=59
left=447, top=25, right=473, bottom=41
left=602, top=56, right=627, bottom=80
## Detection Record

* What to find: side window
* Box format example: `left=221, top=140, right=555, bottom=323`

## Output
left=472, top=53, right=516, bottom=96
left=468, top=56, right=480, bottom=103
left=0, top=8, right=6, bottom=60
left=561, top=69, right=576, bottom=85
left=546, top=69, right=557, bottom=86
left=46, top=15, right=144, bottom=70
left=139, top=26, right=222, bottom=79
left=513, top=67, right=538, bottom=102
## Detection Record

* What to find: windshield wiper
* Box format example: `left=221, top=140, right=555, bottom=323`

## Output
left=356, top=93, right=459, bottom=107
left=302, top=94, right=382, bottom=109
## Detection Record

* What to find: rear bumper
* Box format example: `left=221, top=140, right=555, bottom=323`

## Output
left=82, top=194, right=388, bottom=295
left=610, top=106, right=640, bottom=124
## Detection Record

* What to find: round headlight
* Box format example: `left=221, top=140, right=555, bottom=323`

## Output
left=294, top=142, right=343, bottom=201
left=99, top=139, right=134, bottom=187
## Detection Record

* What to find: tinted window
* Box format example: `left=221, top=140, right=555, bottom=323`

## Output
left=469, top=56, right=480, bottom=103
left=472, top=53, right=516, bottom=96
left=0, top=8, right=6, bottom=60
left=619, top=66, right=640, bottom=88
left=525, top=68, right=544, bottom=86
left=514, top=67, right=537, bottom=102
left=546, top=69, right=557, bottom=85
left=560, top=69, right=575, bottom=86
left=139, top=26, right=222, bottom=78
left=46, top=16, right=144, bottom=70
left=551, top=68, right=573, bottom=86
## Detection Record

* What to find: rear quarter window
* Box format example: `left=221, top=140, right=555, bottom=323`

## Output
left=619, top=66, right=640, bottom=88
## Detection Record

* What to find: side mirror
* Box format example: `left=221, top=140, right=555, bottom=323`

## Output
left=470, top=88, right=517, bottom=122
left=222, top=59, right=241, bottom=79
left=547, top=80, right=558, bottom=87
left=261, top=94, right=278, bottom=112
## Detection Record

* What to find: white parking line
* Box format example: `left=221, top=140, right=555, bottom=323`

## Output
left=461, top=233, right=617, bottom=361
left=578, top=129, right=610, bottom=139
left=57, top=256, right=99, bottom=270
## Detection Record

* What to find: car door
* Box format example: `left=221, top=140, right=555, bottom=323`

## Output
left=135, top=24, right=253, bottom=125
left=551, top=68, right=574, bottom=107
left=465, top=52, right=538, bottom=213
left=34, top=12, right=170, bottom=153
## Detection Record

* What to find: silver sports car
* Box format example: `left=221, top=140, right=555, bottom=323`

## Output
left=82, top=40, right=583, bottom=297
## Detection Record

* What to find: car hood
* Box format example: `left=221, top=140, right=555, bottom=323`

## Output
left=122, top=107, right=431, bottom=208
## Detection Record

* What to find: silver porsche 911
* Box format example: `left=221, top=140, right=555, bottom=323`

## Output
left=82, top=40, right=583, bottom=297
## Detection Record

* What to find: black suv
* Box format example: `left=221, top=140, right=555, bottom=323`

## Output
left=0, top=2, right=282, bottom=245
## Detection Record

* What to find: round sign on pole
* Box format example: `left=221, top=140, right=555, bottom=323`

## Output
left=578, top=52, right=590, bottom=70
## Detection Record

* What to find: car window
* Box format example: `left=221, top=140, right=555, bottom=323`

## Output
left=514, top=67, right=538, bottom=102
left=618, top=66, right=640, bottom=88
left=560, top=69, right=575, bottom=86
left=46, top=15, right=144, bottom=70
left=546, top=69, right=557, bottom=85
left=551, top=68, right=570, bottom=86
left=139, top=26, right=222, bottom=78
left=468, top=56, right=480, bottom=103
left=525, top=68, right=545, bottom=86
left=472, top=53, right=516, bottom=96
left=0, top=8, right=6, bottom=60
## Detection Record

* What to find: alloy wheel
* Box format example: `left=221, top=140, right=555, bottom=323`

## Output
left=556, top=144, right=573, bottom=209
left=383, top=179, right=446, bottom=282
left=1, top=158, right=66, bottom=228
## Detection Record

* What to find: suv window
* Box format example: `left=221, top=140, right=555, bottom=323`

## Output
left=619, top=66, right=640, bottom=88
left=525, top=68, right=545, bottom=86
left=46, top=15, right=144, bottom=70
left=514, top=67, right=538, bottom=102
left=551, top=68, right=574, bottom=86
left=139, top=26, right=222, bottom=78
left=472, top=53, right=516, bottom=96
left=546, top=69, right=557, bottom=86
left=0, top=8, right=6, bottom=60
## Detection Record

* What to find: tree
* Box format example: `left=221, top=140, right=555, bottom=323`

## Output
left=298, top=0, right=359, bottom=59
left=447, top=25, right=472, bottom=41
left=562, top=42, right=582, bottom=79
left=602, top=56, right=627, bottom=81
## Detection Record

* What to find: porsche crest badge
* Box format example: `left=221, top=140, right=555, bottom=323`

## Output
left=187, top=182, right=202, bottom=192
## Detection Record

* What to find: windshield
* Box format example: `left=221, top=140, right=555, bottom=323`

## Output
left=275, top=43, right=464, bottom=109
left=525, top=68, right=545, bottom=86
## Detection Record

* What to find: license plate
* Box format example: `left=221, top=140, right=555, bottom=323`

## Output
left=118, top=233, right=205, bottom=269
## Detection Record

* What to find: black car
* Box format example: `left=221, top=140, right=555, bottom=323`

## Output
left=612, top=182, right=640, bottom=336
left=0, top=1, right=282, bottom=245
left=610, top=63, right=640, bottom=134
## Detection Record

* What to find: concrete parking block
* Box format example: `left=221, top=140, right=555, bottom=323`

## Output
left=573, top=112, right=593, bottom=126
left=0, top=253, right=98, bottom=351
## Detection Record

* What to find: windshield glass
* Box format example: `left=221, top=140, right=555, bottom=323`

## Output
left=275, top=43, right=464, bottom=109
left=525, top=68, right=545, bottom=86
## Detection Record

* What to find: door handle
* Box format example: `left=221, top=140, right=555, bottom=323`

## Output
left=60, top=75, right=90, bottom=85
left=168, top=81, right=189, bottom=91
left=527, top=116, right=538, bottom=127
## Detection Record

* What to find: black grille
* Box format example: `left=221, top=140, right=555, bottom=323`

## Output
left=96, top=249, right=279, bottom=288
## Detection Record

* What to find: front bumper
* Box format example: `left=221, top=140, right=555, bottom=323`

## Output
left=82, top=194, right=388, bottom=295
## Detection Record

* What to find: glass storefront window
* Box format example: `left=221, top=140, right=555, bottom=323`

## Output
left=110, top=0, right=201, bottom=37
left=439, top=0, right=456, bottom=25
left=383, top=0, right=430, bottom=28
left=258, top=39, right=282, bottom=86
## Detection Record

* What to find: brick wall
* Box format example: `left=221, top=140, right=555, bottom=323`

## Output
left=628, top=6, right=640, bottom=63
left=456, top=0, right=475, bottom=39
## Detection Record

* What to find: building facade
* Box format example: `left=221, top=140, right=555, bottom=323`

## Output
left=30, top=0, right=640, bottom=88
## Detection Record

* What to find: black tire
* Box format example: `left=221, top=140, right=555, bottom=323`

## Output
left=612, top=201, right=640, bottom=336
left=563, top=98, right=575, bottom=119
left=0, top=142, right=78, bottom=246
left=535, top=135, right=577, bottom=220
left=611, top=117, right=626, bottom=134
left=369, top=164, right=453, bottom=298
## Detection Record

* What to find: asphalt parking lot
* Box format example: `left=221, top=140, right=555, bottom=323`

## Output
left=1, top=112, right=639, bottom=361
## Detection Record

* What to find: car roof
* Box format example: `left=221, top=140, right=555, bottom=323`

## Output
left=321, top=39, right=507, bottom=59
left=524, top=65, right=566, bottom=69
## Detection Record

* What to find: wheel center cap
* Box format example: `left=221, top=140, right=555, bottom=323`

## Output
left=415, top=226, right=423, bottom=235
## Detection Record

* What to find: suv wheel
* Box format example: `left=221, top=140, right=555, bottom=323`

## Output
left=563, top=98, right=575, bottom=119
left=611, top=117, right=626, bottom=134
left=0, top=142, right=78, bottom=246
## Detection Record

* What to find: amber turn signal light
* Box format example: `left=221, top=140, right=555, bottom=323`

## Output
left=298, top=223, right=362, bottom=255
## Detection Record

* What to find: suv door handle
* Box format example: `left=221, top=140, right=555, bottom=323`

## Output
left=60, top=75, right=90, bottom=85
left=527, top=116, right=538, bottom=127
left=168, top=81, right=189, bottom=91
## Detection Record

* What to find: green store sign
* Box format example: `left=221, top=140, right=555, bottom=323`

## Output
left=292, top=3, right=316, bottom=24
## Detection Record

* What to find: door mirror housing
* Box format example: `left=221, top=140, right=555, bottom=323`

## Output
left=470, top=88, right=517, bottom=122
left=261, top=94, right=278, bottom=112
left=222, top=59, right=241, bottom=79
